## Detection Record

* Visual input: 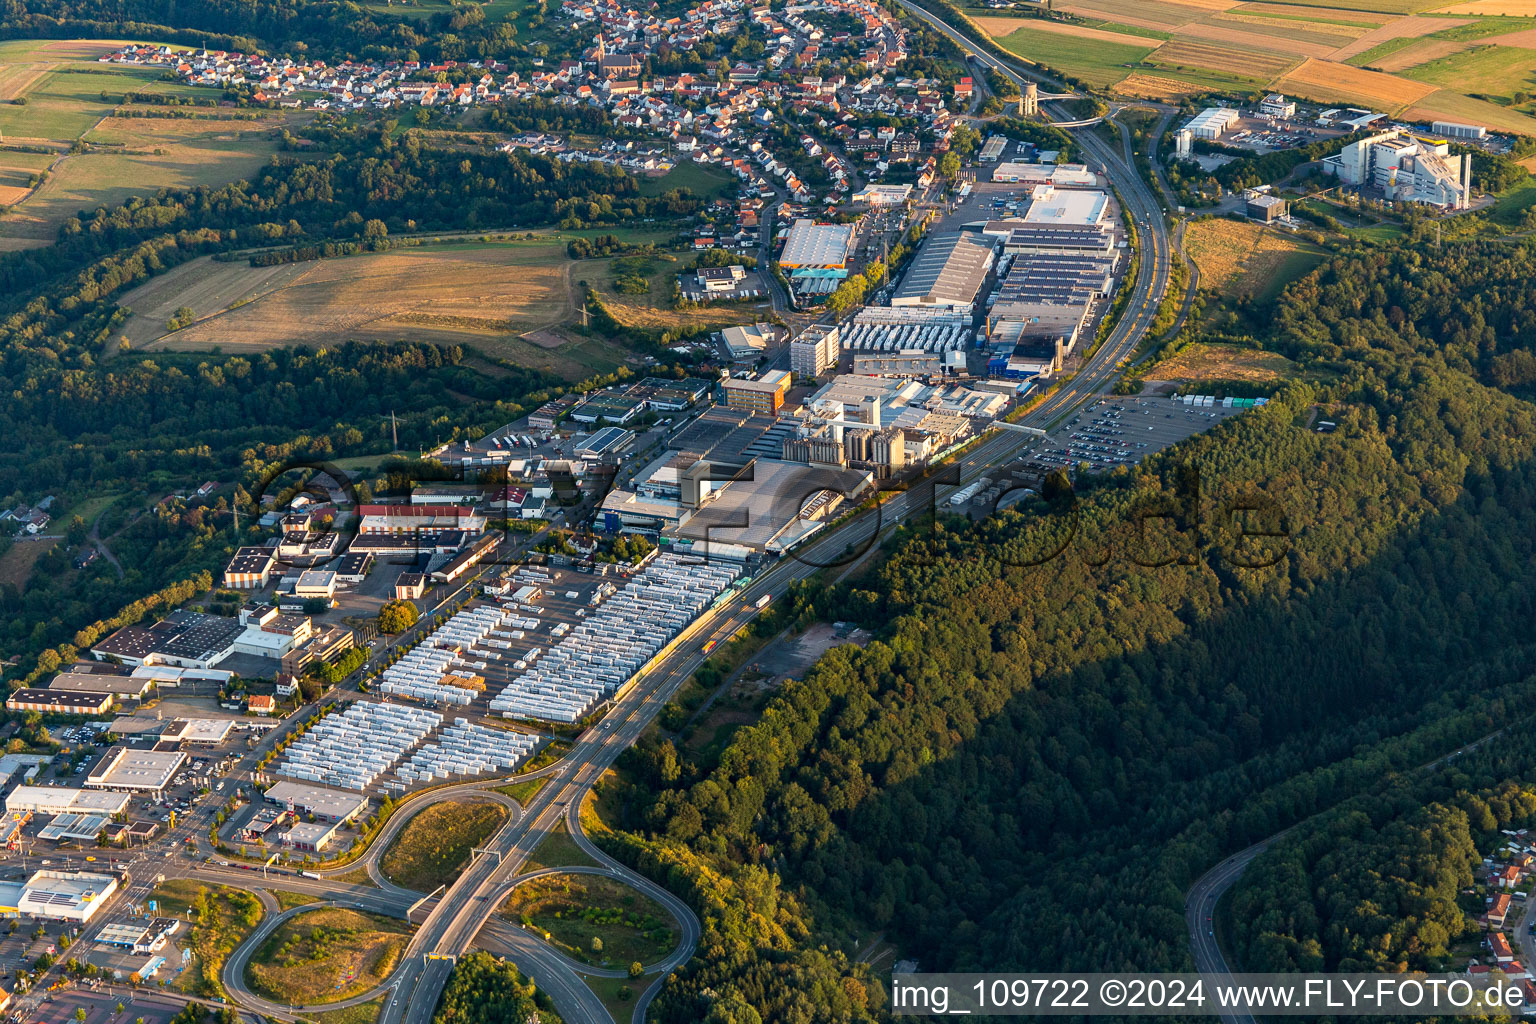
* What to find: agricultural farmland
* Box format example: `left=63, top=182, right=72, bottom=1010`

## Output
left=977, top=1, right=1536, bottom=131
left=128, top=242, right=576, bottom=354
left=0, top=39, right=303, bottom=249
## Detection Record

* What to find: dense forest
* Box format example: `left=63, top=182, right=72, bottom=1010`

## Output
left=585, top=238, right=1536, bottom=1022
left=432, top=951, right=554, bottom=1024
left=1231, top=760, right=1536, bottom=973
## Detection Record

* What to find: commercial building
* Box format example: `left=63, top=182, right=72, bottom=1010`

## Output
left=90, top=610, right=245, bottom=670
left=356, top=505, right=486, bottom=536
left=5, top=786, right=130, bottom=818
left=1323, top=131, right=1470, bottom=209
left=1184, top=106, right=1239, bottom=140
left=1432, top=120, right=1486, bottom=140
left=697, top=264, right=747, bottom=293
left=720, top=322, right=774, bottom=360
left=1022, top=186, right=1107, bottom=226
left=335, top=552, right=374, bottom=584
left=223, top=546, right=277, bottom=589
left=851, top=350, right=944, bottom=376
left=778, top=219, right=855, bottom=273
left=988, top=222, right=1117, bottom=258
left=18, top=870, right=119, bottom=923
left=851, top=183, right=913, bottom=206
left=280, top=625, right=355, bottom=676
left=6, top=689, right=112, bottom=716
left=575, top=426, right=634, bottom=460
left=430, top=532, right=500, bottom=584
left=891, top=232, right=994, bottom=310
left=281, top=820, right=341, bottom=852
left=790, top=324, right=840, bottom=377
left=45, top=672, right=153, bottom=701
left=84, top=747, right=187, bottom=795
left=394, top=573, right=428, bottom=600
left=722, top=370, right=791, bottom=414
left=293, top=570, right=339, bottom=601
left=1259, top=93, right=1296, bottom=118
left=1245, top=191, right=1289, bottom=222
left=157, top=718, right=235, bottom=747
left=263, top=779, right=368, bottom=822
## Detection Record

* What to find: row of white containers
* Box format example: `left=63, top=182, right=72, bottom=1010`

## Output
left=275, top=702, right=443, bottom=791
left=395, top=719, right=541, bottom=783
left=839, top=322, right=971, bottom=354
left=377, top=605, right=523, bottom=705
left=488, top=553, right=740, bottom=723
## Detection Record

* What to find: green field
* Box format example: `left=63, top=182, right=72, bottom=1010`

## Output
left=380, top=799, right=508, bottom=891
left=502, top=872, right=677, bottom=968
left=1398, top=44, right=1536, bottom=100
left=992, top=24, right=1157, bottom=87
left=149, top=880, right=264, bottom=997
left=247, top=907, right=412, bottom=1006
left=638, top=161, right=735, bottom=199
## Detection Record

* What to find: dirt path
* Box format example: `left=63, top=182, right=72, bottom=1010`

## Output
left=87, top=510, right=124, bottom=578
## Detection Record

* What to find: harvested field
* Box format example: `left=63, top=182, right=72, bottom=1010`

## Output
left=1113, top=72, right=1210, bottom=98
left=1330, top=13, right=1472, bottom=58
left=973, top=15, right=1158, bottom=45
left=134, top=243, right=573, bottom=353
left=593, top=253, right=765, bottom=333
left=1175, top=15, right=1344, bottom=54
left=1232, top=2, right=1394, bottom=25
left=1147, top=342, right=1302, bottom=384
left=1251, top=0, right=1443, bottom=11
left=1203, top=11, right=1364, bottom=46
left=0, top=184, right=31, bottom=206
left=1186, top=219, right=1326, bottom=300
left=1149, top=37, right=1303, bottom=77
left=1054, top=0, right=1217, bottom=29
left=1363, top=36, right=1476, bottom=70
left=1275, top=56, right=1437, bottom=109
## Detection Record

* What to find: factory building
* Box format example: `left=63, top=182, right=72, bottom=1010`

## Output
left=1022, top=186, right=1108, bottom=226
left=891, top=232, right=995, bottom=311
left=777, top=219, right=856, bottom=299
left=1184, top=106, right=1240, bottom=140
left=1432, top=120, right=1486, bottom=140
left=1259, top=94, right=1296, bottom=118
left=1323, top=131, right=1471, bottom=209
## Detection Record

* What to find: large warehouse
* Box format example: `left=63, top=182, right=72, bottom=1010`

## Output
left=17, top=870, right=119, bottom=923
left=84, top=747, right=187, bottom=795
left=5, top=786, right=130, bottom=817
left=778, top=219, right=856, bottom=298
left=891, top=232, right=995, bottom=310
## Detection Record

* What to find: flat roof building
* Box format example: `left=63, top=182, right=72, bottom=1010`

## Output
left=778, top=219, right=855, bottom=271
left=223, top=546, right=276, bottom=589
left=790, top=324, right=840, bottom=378
left=892, top=232, right=995, bottom=310
left=5, top=786, right=130, bottom=818
left=263, top=780, right=368, bottom=822
left=721, top=322, right=773, bottom=360
left=282, top=820, right=341, bottom=852
left=46, top=672, right=154, bottom=700
left=84, top=747, right=187, bottom=794
left=1185, top=106, right=1239, bottom=140
left=1022, top=186, right=1107, bottom=226
left=18, top=870, right=119, bottom=923
left=90, top=610, right=244, bottom=670
left=722, top=370, right=792, bottom=415
left=6, top=689, right=112, bottom=716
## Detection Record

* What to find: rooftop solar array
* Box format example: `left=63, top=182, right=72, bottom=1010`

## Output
left=489, top=553, right=739, bottom=723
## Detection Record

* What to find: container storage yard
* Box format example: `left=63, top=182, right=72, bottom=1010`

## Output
left=274, top=702, right=442, bottom=791
left=488, top=553, right=739, bottom=723
left=391, top=719, right=541, bottom=789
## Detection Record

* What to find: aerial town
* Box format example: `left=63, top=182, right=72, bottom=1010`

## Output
left=7, top=0, right=1536, bottom=1016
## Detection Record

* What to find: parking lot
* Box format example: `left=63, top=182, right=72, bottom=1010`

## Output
left=1034, top=395, right=1248, bottom=472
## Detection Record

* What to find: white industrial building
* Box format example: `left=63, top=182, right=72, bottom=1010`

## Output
left=1022, top=186, right=1107, bottom=226
left=5, top=786, right=130, bottom=818
left=1323, top=131, right=1471, bottom=209
left=84, top=747, right=187, bottom=795
left=1432, top=120, right=1487, bottom=140
left=1259, top=94, right=1296, bottom=118
left=18, top=870, right=118, bottom=923
left=1184, top=107, right=1239, bottom=140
